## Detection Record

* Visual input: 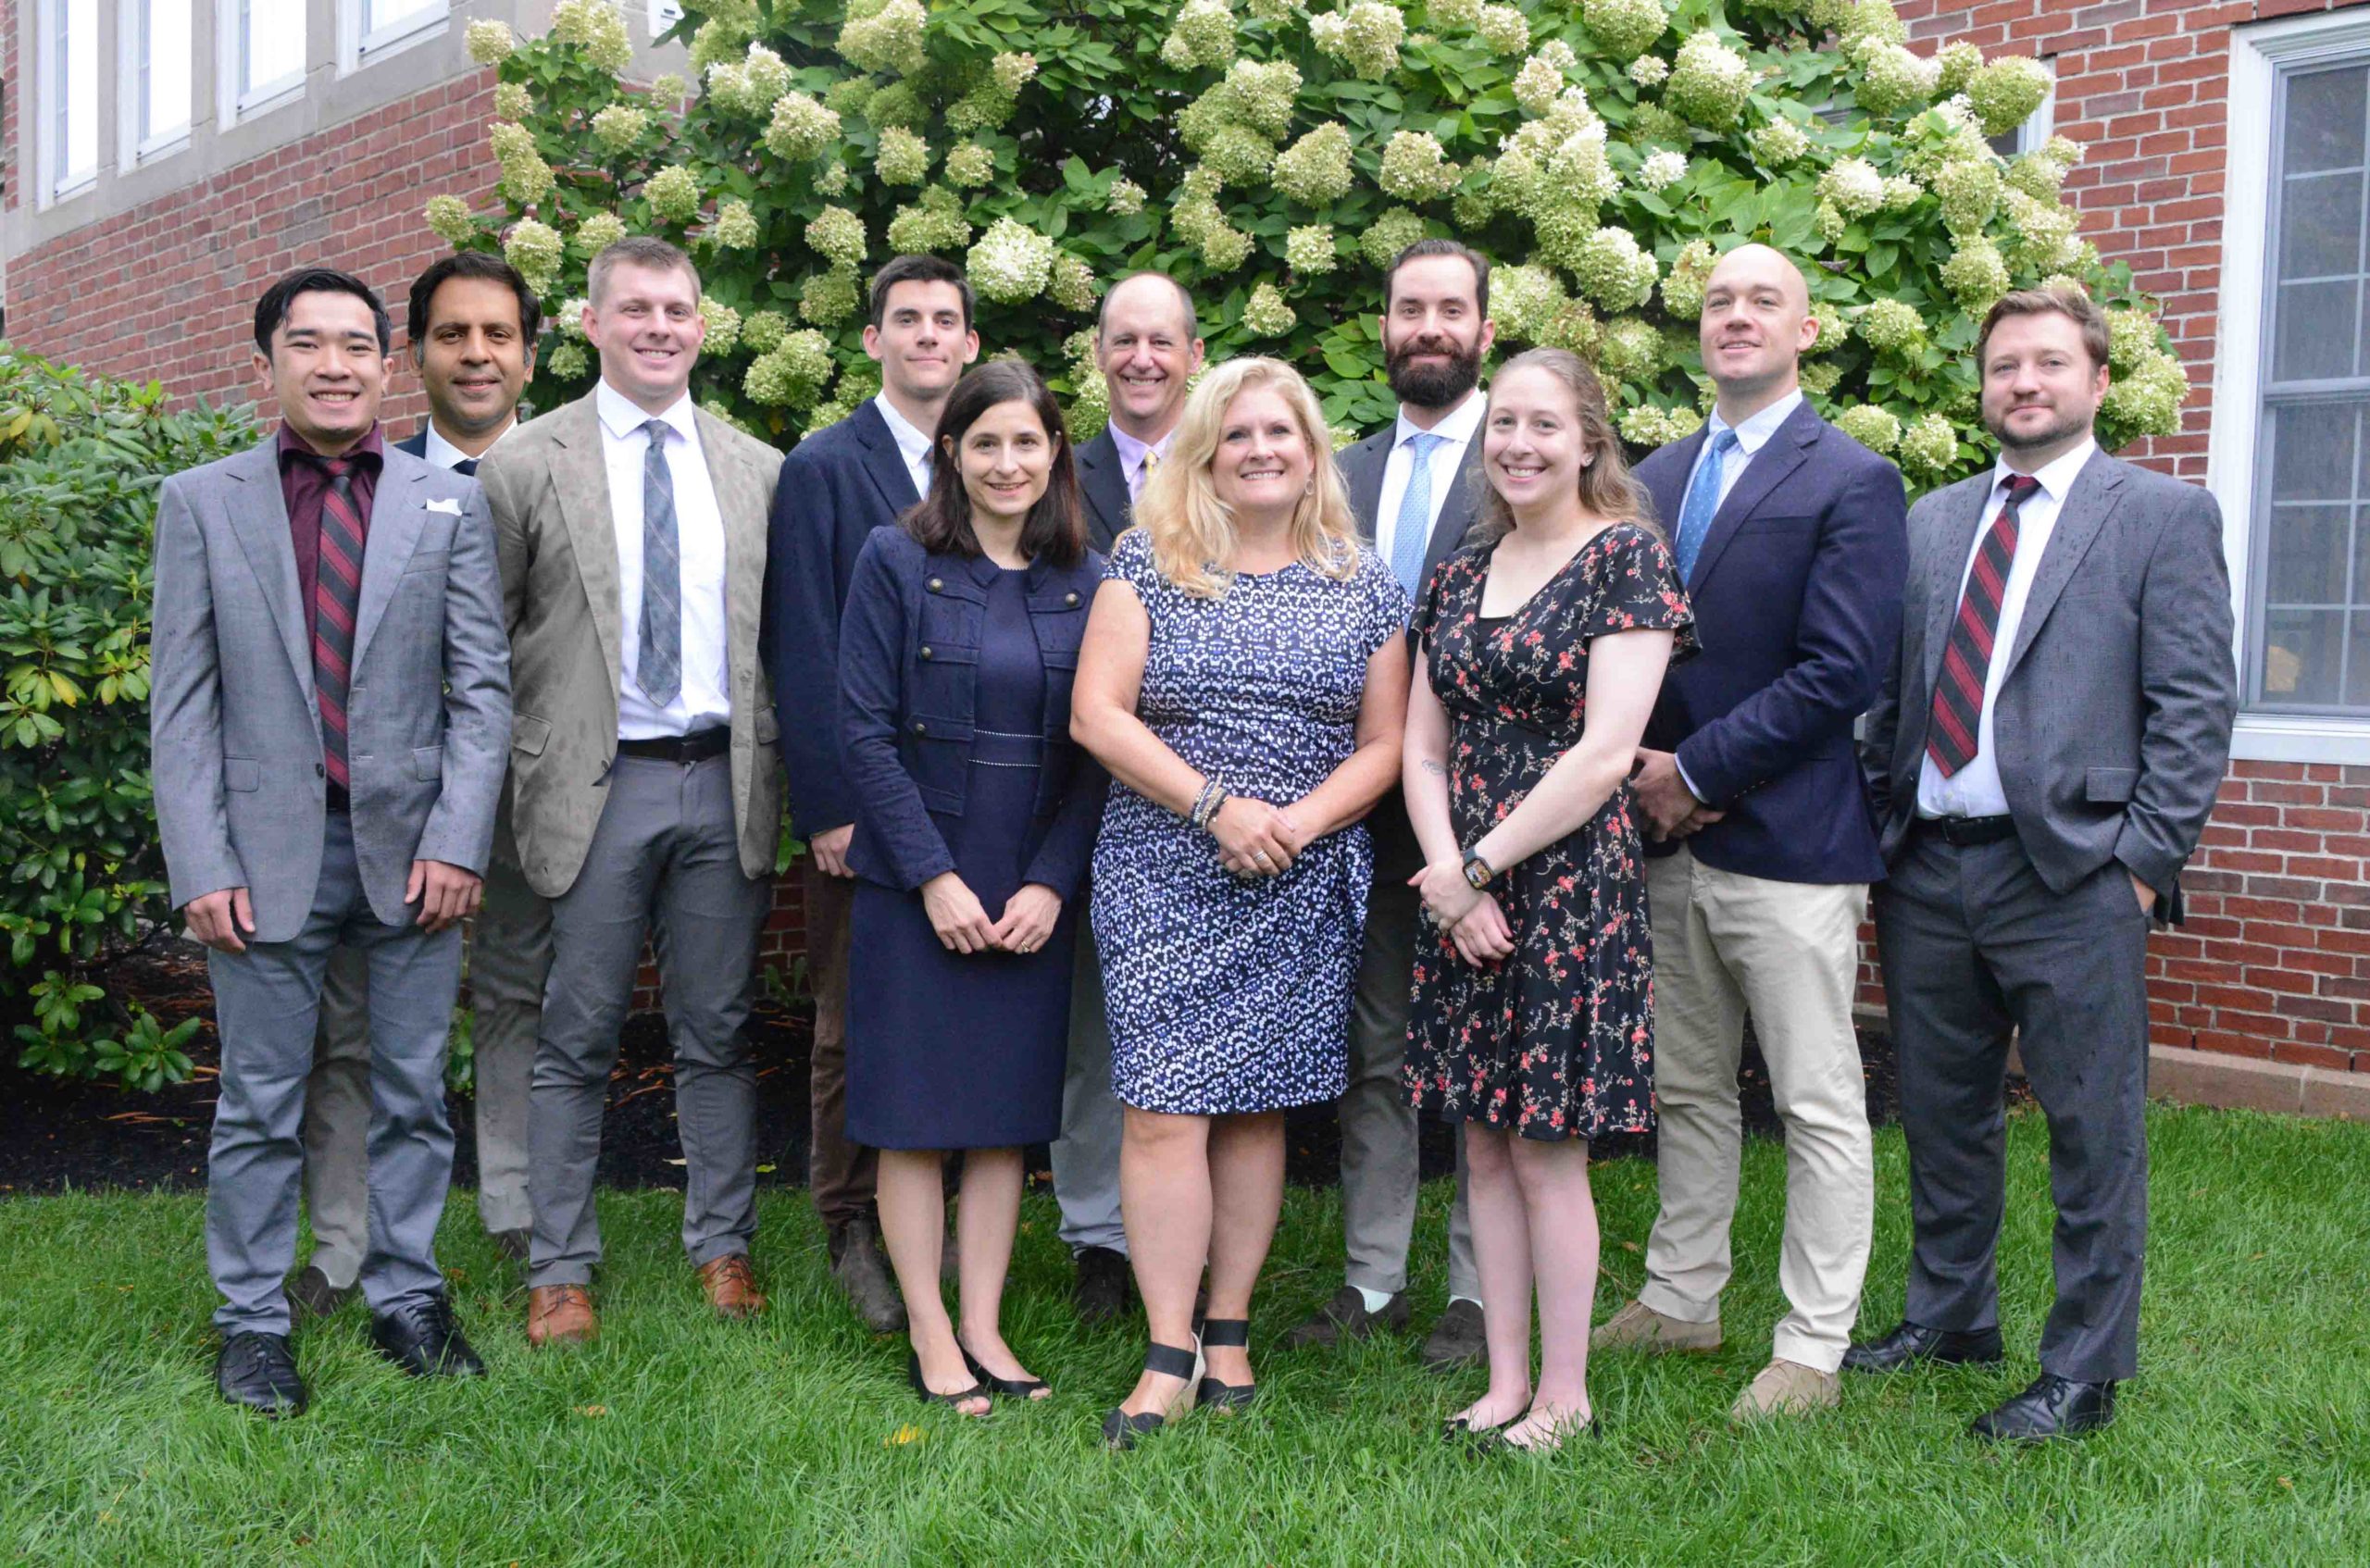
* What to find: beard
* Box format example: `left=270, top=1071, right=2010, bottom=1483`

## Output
left=1984, top=399, right=2090, bottom=454
left=1387, top=337, right=1483, bottom=410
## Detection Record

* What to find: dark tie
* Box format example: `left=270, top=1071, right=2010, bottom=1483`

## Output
left=1927, top=473, right=2042, bottom=778
left=313, top=460, right=367, bottom=790
left=454, top=457, right=479, bottom=477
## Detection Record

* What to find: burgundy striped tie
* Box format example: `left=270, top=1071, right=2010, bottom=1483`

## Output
left=313, top=461, right=366, bottom=790
left=1927, top=473, right=2041, bottom=778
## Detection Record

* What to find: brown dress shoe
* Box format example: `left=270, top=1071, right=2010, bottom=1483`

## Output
left=527, top=1284, right=598, bottom=1348
left=696, top=1253, right=767, bottom=1319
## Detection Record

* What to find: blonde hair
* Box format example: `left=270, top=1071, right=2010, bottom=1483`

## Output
left=1472, top=348, right=1654, bottom=545
left=1134, top=356, right=1362, bottom=599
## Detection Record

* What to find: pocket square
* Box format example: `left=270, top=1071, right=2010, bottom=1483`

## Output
left=426, top=498, right=464, bottom=515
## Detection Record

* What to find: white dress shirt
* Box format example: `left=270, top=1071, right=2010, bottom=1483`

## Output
left=1107, top=422, right=1175, bottom=503
left=421, top=417, right=514, bottom=472
left=873, top=392, right=935, bottom=500
left=595, top=380, right=733, bottom=740
left=1915, top=437, right=2100, bottom=820
left=1373, top=389, right=1486, bottom=568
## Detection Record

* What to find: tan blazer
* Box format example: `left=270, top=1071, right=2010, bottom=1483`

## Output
left=478, top=392, right=783, bottom=900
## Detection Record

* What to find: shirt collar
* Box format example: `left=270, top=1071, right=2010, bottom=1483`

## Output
left=422, top=417, right=514, bottom=471
left=1393, top=388, right=1486, bottom=453
left=276, top=421, right=386, bottom=470
left=1106, top=422, right=1175, bottom=472
left=872, top=393, right=936, bottom=467
left=1704, top=389, right=1802, bottom=456
left=596, top=379, right=696, bottom=445
left=1995, top=437, right=2098, bottom=507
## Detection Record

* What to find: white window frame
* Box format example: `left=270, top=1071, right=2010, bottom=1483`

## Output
left=119, top=0, right=193, bottom=166
left=218, top=0, right=306, bottom=125
left=39, top=0, right=102, bottom=204
left=338, top=0, right=448, bottom=76
left=2214, top=7, right=2370, bottom=763
left=647, top=0, right=683, bottom=37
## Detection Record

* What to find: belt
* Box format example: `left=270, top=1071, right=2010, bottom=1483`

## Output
left=1915, top=814, right=2016, bottom=847
left=617, top=728, right=732, bottom=764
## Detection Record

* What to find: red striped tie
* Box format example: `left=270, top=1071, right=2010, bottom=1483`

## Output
left=313, top=462, right=365, bottom=790
left=1927, top=473, right=2041, bottom=778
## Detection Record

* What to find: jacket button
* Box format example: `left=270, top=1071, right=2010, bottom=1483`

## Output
left=919, top=645, right=933, bottom=660
left=316, top=764, right=326, bottom=778
left=1065, top=591, right=1079, bottom=605
left=912, top=720, right=928, bottom=735
left=927, top=577, right=943, bottom=592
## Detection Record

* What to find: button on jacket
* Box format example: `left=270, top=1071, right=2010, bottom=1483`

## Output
left=836, top=528, right=1106, bottom=896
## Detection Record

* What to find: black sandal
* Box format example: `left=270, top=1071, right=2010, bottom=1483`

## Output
left=1195, top=1318, right=1257, bottom=1412
left=907, top=1350, right=991, bottom=1414
left=961, top=1344, right=1050, bottom=1400
left=1101, top=1338, right=1203, bottom=1450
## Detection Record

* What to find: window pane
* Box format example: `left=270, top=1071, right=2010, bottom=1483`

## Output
left=58, top=0, right=100, bottom=185
left=2278, top=168, right=2364, bottom=281
left=140, top=0, right=192, bottom=143
left=2276, top=280, right=2359, bottom=381
left=2268, top=504, right=2351, bottom=604
left=363, top=0, right=440, bottom=39
left=2262, top=608, right=2346, bottom=704
left=2284, top=65, right=2368, bottom=177
left=2273, top=401, right=2359, bottom=501
left=243, top=0, right=306, bottom=98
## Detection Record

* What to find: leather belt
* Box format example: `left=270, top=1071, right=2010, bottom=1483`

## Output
left=1915, top=814, right=2016, bottom=847
left=617, top=728, right=731, bottom=765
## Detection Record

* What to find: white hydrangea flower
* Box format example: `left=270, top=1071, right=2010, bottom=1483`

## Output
left=1666, top=32, right=1752, bottom=130
left=504, top=218, right=565, bottom=295
left=967, top=217, right=1057, bottom=304
left=699, top=298, right=742, bottom=355
left=1310, top=2, right=1404, bottom=81
left=465, top=19, right=515, bottom=66
left=1853, top=41, right=1941, bottom=119
left=550, top=0, right=633, bottom=75
left=1628, top=54, right=1670, bottom=87
left=945, top=143, right=996, bottom=188
left=1899, top=411, right=1960, bottom=475
left=805, top=205, right=867, bottom=268
left=2100, top=346, right=2189, bottom=438
left=1856, top=298, right=1923, bottom=355
left=1818, top=156, right=1887, bottom=218
left=1747, top=118, right=1809, bottom=166
left=1162, top=0, right=1238, bottom=69
left=875, top=127, right=932, bottom=186
left=547, top=342, right=590, bottom=380
left=1934, top=40, right=1982, bottom=95
left=838, top=0, right=928, bottom=76
left=1489, top=264, right=1568, bottom=342
left=992, top=51, right=1039, bottom=95
left=1243, top=282, right=1297, bottom=337
left=591, top=104, right=646, bottom=151
left=1476, top=5, right=1529, bottom=56
left=1660, top=237, right=1717, bottom=317
left=1572, top=226, right=1660, bottom=311
left=1359, top=206, right=1429, bottom=270
left=1595, top=315, right=1664, bottom=380
left=1969, top=56, right=2051, bottom=138
left=1107, top=179, right=1148, bottom=216
left=1832, top=404, right=1902, bottom=454
left=493, top=82, right=531, bottom=121
left=1934, top=157, right=2002, bottom=234
left=741, top=44, right=792, bottom=107
left=556, top=298, right=592, bottom=341
left=711, top=198, right=760, bottom=251
left=742, top=310, right=790, bottom=354
left=1620, top=404, right=1700, bottom=447
left=650, top=73, right=688, bottom=104
left=1429, top=0, right=1483, bottom=28
left=573, top=212, right=627, bottom=257
left=1880, top=175, right=1924, bottom=211
left=1379, top=131, right=1459, bottom=200
left=2106, top=307, right=2157, bottom=375
left=1274, top=122, right=1354, bottom=205
left=1050, top=255, right=1100, bottom=313
left=1584, top=0, right=1668, bottom=62
left=799, top=268, right=860, bottom=327
left=1940, top=238, right=2009, bottom=307
left=2005, top=188, right=2083, bottom=271
left=1638, top=149, right=1690, bottom=192
left=1286, top=223, right=1338, bottom=274
left=424, top=195, right=475, bottom=247
left=643, top=165, right=703, bottom=224
left=764, top=93, right=842, bottom=162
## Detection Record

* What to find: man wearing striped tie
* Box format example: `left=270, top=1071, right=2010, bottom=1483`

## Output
left=1852, top=285, right=2236, bottom=1440
left=150, top=268, right=512, bottom=1413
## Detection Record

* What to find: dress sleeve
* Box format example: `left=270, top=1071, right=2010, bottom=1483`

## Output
left=1104, top=527, right=1163, bottom=604
left=1583, top=523, right=1698, bottom=664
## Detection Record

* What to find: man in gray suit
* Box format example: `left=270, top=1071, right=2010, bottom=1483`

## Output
left=151, top=267, right=511, bottom=1414
left=1852, top=284, right=2237, bottom=1440
left=1292, top=239, right=1483, bottom=1368
left=479, top=237, right=785, bottom=1348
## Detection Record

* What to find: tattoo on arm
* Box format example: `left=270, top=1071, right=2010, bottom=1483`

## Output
left=1420, top=760, right=1446, bottom=778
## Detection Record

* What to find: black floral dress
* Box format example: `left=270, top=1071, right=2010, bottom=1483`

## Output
left=1404, top=523, right=1695, bottom=1142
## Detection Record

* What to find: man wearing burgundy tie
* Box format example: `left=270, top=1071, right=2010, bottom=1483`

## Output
left=150, top=268, right=512, bottom=1413
left=1852, top=285, right=2236, bottom=1440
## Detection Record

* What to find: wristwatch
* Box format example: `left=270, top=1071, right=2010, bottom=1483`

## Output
left=1461, top=847, right=1497, bottom=890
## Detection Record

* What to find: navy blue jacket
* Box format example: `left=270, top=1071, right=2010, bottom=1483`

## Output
left=764, top=400, right=923, bottom=839
left=837, top=528, right=1107, bottom=898
left=1636, top=399, right=1908, bottom=886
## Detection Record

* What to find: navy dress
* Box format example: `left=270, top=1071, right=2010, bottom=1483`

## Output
left=842, top=537, right=1104, bottom=1151
left=1092, top=529, right=1408, bottom=1115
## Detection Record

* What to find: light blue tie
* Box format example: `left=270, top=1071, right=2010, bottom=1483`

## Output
left=1673, top=427, right=1740, bottom=582
left=1390, top=432, right=1447, bottom=598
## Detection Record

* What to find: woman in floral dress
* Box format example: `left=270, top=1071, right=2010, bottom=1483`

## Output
left=1403, top=349, right=1694, bottom=1450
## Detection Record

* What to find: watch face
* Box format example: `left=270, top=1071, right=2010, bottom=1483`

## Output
left=1465, top=862, right=1490, bottom=890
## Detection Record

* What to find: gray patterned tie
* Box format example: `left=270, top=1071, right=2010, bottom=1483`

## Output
left=638, top=418, right=682, bottom=708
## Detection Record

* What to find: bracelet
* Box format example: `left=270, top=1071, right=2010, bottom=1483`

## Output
left=1188, top=777, right=1229, bottom=833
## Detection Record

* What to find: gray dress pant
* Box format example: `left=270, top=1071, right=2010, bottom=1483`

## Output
left=206, top=812, right=462, bottom=1334
left=1874, top=830, right=2152, bottom=1383
left=1052, top=921, right=1125, bottom=1255
left=303, top=834, right=549, bottom=1279
left=528, top=753, right=769, bottom=1288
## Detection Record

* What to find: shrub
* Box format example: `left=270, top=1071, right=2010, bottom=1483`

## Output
left=0, top=346, right=253, bottom=1086
left=437, top=0, right=2186, bottom=482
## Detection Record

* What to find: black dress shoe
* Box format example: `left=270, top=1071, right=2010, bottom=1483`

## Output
left=217, top=1331, right=308, bottom=1417
left=285, top=1263, right=357, bottom=1320
left=1842, top=1320, right=2005, bottom=1373
left=370, top=1295, right=487, bottom=1379
left=1971, top=1374, right=2117, bottom=1442
left=1283, top=1285, right=1410, bottom=1350
left=1073, top=1246, right=1130, bottom=1325
left=1420, top=1300, right=1488, bottom=1371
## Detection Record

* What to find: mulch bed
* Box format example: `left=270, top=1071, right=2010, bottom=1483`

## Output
left=0, top=940, right=1954, bottom=1199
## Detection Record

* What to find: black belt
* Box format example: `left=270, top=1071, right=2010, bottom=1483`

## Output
left=617, top=728, right=732, bottom=764
left=1915, top=814, right=2016, bottom=847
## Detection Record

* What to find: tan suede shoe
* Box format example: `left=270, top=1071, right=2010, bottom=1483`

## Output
left=696, top=1253, right=767, bottom=1319
left=1590, top=1298, right=1723, bottom=1354
left=526, top=1284, right=599, bottom=1349
left=1729, top=1358, right=1841, bottom=1422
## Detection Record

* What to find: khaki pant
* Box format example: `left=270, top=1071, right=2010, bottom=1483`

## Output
left=1638, top=848, right=1873, bottom=1373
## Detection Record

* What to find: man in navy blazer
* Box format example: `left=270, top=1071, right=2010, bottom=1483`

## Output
left=1592, top=244, right=1908, bottom=1423
left=765, top=255, right=979, bottom=1332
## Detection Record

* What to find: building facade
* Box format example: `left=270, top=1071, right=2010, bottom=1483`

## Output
left=6, top=0, right=2370, bottom=1098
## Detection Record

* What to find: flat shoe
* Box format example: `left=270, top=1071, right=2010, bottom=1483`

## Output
left=960, top=1345, right=1050, bottom=1400
left=907, top=1350, right=991, bottom=1415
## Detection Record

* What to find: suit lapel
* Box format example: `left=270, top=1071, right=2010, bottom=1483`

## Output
left=697, top=410, right=768, bottom=679
left=1419, top=438, right=1487, bottom=589
left=349, top=455, right=427, bottom=677
left=852, top=400, right=922, bottom=521
left=1077, top=430, right=1132, bottom=548
left=2002, top=450, right=2123, bottom=680
left=1687, top=404, right=1817, bottom=594
left=221, top=441, right=315, bottom=699
left=1920, top=475, right=1994, bottom=702
left=1648, top=427, right=1706, bottom=542
left=1341, top=431, right=1390, bottom=546
left=550, top=397, right=624, bottom=716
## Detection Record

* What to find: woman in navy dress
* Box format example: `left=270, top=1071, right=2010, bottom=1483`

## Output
left=840, top=362, right=1105, bottom=1415
left=1403, top=350, right=1692, bottom=1450
left=1073, top=358, right=1410, bottom=1447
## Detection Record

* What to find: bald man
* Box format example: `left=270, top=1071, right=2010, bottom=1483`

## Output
left=1593, top=244, right=1908, bottom=1422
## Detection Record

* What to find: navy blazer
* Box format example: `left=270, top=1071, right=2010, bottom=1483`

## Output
left=1636, top=399, right=1909, bottom=886
left=1075, top=429, right=1133, bottom=553
left=394, top=430, right=430, bottom=459
left=764, top=400, right=923, bottom=838
left=837, top=528, right=1107, bottom=898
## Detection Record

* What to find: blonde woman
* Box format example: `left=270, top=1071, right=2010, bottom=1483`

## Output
left=1072, top=357, right=1410, bottom=1448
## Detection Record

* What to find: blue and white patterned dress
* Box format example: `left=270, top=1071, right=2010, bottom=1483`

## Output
left=1091, top=529, right=1409, bottom=1115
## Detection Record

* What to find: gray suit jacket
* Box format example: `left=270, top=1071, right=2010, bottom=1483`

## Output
left=479, top=392, right=783, bottom=899
left=1339, top=417, right=1487, bottom=882
left=149, top=440, right=513, bottom=943
left=1862, top=448, right=2238, bottom=899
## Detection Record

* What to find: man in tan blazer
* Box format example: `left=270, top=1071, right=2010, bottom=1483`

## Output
left=476, top=237, right=783, bottom=1347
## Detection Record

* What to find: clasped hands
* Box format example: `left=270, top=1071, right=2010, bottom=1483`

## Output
left=1210, top=795, right=1306, bottom=880
left=920, top=873, right=1063, bottom=955
left=181, top=859, right=481, bottom=953
left=1632, top=748, right=1726, bottom=841
left=1411, top=857, right=1515, bottom=966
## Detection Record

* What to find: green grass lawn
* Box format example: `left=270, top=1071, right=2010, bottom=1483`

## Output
left=2, top=1103, right=2365, bottom=1566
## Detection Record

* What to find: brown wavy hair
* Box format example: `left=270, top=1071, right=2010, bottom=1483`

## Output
left=1471, top=348, right=1654, bottom=544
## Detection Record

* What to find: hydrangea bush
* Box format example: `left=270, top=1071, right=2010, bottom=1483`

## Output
left=442, top=0, right=2189, bottom=490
